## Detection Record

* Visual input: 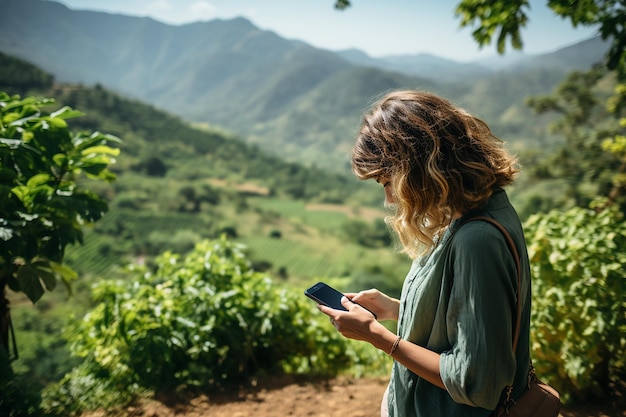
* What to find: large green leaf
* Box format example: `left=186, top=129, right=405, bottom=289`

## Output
left=50, top=106, right=84, bottom=120
left=50, top=261, right=78, bottom=294
left=26, top=173, right=52, bottom=187
left=33, top=259, right=57, bottom=291
left=16, top=264, right=45, bottom=303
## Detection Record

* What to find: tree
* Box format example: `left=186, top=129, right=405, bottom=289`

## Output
left=524, top=67, right=624, bottom=210
left=0, top=92, right=119, bottom=361
left=144, top=156, right=167, bottom=177
left=602, top=116, right=626, bottom=208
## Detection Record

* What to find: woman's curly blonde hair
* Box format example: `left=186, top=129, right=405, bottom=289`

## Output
left=352, top=90, right=520, bottom=259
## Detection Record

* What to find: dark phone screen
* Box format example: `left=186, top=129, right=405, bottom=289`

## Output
left=304, top=282, right=348, bottom=311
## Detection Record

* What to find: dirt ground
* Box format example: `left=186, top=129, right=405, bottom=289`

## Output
left=82, top=375, right=626, bottom=417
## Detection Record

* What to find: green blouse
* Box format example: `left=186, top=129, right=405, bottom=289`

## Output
left=387, top=189, right=532, bottom=417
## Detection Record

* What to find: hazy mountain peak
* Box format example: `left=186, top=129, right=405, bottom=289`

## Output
left=384, top=52, right=460, bottom=63
left=0, top=0, right=609, bottom=172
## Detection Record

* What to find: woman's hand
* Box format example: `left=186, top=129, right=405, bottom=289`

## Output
left=319, top=296, right=445, bottom=390
left=346, top=289, right=400, bottom=322
left=318, top=296, right=390, bottom=345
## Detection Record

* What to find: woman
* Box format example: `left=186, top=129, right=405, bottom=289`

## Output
left=318, top=90, right=532, bottom=416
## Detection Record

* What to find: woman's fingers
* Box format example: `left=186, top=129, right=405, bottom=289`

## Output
left=351, top=288, right=379, bottom=303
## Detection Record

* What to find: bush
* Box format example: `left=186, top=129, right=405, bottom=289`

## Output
left=42, top=363, right=139, bottom=417
left=342, top=218, right=391, bottom=248
left=524, top=205, right=626, bottom=403
left=43, top=236, right=388, bottom=414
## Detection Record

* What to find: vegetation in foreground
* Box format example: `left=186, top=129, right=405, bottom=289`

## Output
left=2, top=0, right=626, bottom=411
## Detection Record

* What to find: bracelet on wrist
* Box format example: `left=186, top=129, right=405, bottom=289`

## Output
left=389, top=335, right=401, bottom=355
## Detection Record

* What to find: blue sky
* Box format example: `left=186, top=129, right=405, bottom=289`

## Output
left=56, top=0, right=599, bottom=62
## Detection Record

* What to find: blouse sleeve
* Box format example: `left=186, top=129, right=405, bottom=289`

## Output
left=439, top=221, right=518, bottom=410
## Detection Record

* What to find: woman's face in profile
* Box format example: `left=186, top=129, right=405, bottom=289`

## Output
left=376, top=177, right=395, bottom=205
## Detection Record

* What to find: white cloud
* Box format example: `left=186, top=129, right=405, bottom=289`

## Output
left=133, top=0, right=217, bottom=24
left=149, top=0, right=172, bottom=13
left=190, top=1, right=217, bottom=20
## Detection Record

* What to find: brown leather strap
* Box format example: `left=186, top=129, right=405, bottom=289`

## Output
left=460, top=216, right=522, bottom=352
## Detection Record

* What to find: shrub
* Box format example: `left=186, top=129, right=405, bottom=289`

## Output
left=42, top=362, right=138, bottom=417
left=524, top=205, right=626, bottom=403
left=44, top=236, right=388, bottom=413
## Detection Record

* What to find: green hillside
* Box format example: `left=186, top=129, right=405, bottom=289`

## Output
left=0, top=52, right=405, bottom=290
left=0, top=0, right=608, bottom=172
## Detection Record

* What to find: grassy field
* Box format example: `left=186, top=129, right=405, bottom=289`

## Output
left=239, top=196, right=407, bottom=286
left=61, top=191, right=407, bottom=288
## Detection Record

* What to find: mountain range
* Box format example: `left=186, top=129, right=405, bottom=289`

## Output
left=0, top=0, right=611, bottom=171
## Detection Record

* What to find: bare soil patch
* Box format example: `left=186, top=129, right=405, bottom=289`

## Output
left=81, top=375, right=625, bottom=417
left=207, top=178, right=270, bottom=195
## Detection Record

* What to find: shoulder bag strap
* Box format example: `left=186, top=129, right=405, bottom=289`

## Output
left=460, top=216, right=522, bottom=351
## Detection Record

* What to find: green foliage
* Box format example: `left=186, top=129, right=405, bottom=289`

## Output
left=342, top=218, right=391, bottom=248
left=524, top=205, right=626, bottom=402
left=42, top=362, right=138, bottom=417
left=11, top=298, right=85, bottom=382
left=456, top=0, right=626, bottom=81
left=524, top=68, right=625, bottom=213
left=526, top=69, right=604, bottom=131
left=334, top=0, right=350, bottom=10
left=0, top=92, right=120, bottom=303
left=46, top=237, right=388, bottom=413
left=455, top=0, right=528, bottom=53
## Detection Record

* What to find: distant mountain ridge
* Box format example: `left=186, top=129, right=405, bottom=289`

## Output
left=337, top=36, right=609, bottom=80
left=0, top=0, right=610, bottom=170
left=336, top=49, right=491, bottom=82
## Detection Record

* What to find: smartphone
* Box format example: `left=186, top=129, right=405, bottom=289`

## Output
left=304, top=281, right=377, bottom=319
left=304, top=281, right=349, bottom=311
